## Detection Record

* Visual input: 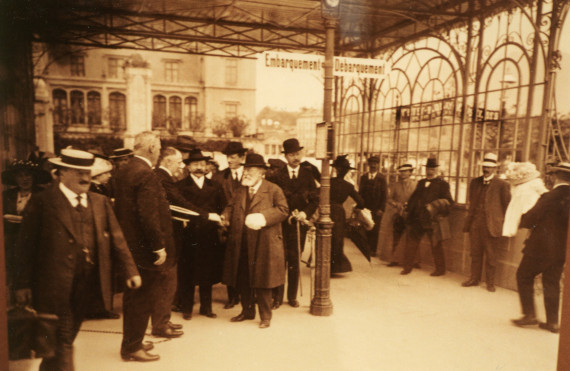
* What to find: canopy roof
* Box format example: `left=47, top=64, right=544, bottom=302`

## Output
left=14, top=0, right=523, bottom=57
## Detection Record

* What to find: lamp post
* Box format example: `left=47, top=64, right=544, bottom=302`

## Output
left=311, top=0, right=339, bottom=316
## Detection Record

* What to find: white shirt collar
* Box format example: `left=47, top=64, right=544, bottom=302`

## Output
left=159, top=165, right=173, bottom=177
left=59, top=182, right=88, bottom=208
left=483, top=174, right=495, bottom=182
left=249, top=179, right=263, bottom=195
left=369, top=172, right=377, bottom=179
left=554, top=182, right=570, bottom=189
left=135, top=155, right=153, bottom=169
left=191, top=174, right=205, bottom=189
left=287, top=164, right=299, bottom=178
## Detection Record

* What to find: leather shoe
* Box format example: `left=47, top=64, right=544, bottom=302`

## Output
left=121, top=349, right=160, bottom=362
left=224, top=301, right=236, bottom=309
left=430, top=270, right=445, bottom=277
left=539, top=322, right=560, bottom=333
left=168, top=321, right=183, bottom=330
left=231, top=313, right=255, bottom=322
left=486, top=285, right=496, bottom=292
left=272, top=301, right=281, bottom=309
left=171, top=304, right=182, bottom=313
left=512, top=316, right=538, bottom=327
left=387, top=262, right=399, bottom=267
left=462, top=279, right=479, bottom=287
left=199, top=310, right=217, bottom=318
left=400, top=268, right=412, bottom=275
left=289, top=300, right=300, bottom=308
left=259, top=320, right=270, bottom=329
left=142, top=342, right=154, bottom=352
left=151, top=327, right=184, bottom=338
left=182, top=312, right=192, bottom=320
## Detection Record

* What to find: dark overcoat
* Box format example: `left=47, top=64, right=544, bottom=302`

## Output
left=268, top=166, right=318, bottom=217
left=213, top=167, right=244, bottom=205
left=13, top=185, right=138, bottom=314
left=222, top=180, right=289, bottom=288
left=113, top=157, right=176, bottom=270
left=464, top=176, right=511, bottom=237
left=358, top=172, right=387, bottom=214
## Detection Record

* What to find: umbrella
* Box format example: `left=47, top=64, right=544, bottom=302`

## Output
left=346, top=219, right=372, bottom=262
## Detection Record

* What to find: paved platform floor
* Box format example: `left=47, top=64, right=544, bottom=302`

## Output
left=9, top=240, right=559, bottom=371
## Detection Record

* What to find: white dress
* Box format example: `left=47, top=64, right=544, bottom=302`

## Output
left=502, top=178, right=548, bottom=237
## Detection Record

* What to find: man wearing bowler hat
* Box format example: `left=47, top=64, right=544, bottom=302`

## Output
left=462, top=153, right=511, bottom=292
left=401, top=157, right=453, bottom=276
left=213, top=141, right=249, bottom=309
left=109, top=148, right=134, bottom=171
left=358, top=155, right=387, bottom=256
left=511, top=162, right=570, bottom=333
left=267, top=138, right=318, bottom=308
left=222, top=153, right=288, bottom=328
left=14, top=148, right=140, bottom=370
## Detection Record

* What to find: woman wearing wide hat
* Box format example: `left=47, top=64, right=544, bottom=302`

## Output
left=329, top=155, right=367, bottom=274
left=2, top=160, right=51, bottom=304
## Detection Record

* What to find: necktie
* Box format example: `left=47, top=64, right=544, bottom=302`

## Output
left=75, top=195, right=84, bottom=212
left=234, top=172, right=238, bottom=181
left=291, top=170, right=296, bottom=179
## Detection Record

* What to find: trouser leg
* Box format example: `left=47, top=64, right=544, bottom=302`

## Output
left=255, top=288, right=273, bottom=321
left=403, top=225, right=423, bottom=270
left=199, top=285, right=213, bottom=313
left=516, top=255, right=540, bottom=317
left=429, top=234, right=446, bottom=272
left=483, top=235, right=499, bottom=286
left=151, top=266, right=177, bottom=332
left=122, top=268, right=156, bottom=354
left=542, top=263, right=564, bottom=324
left=469, top=224, right=484, bottom=281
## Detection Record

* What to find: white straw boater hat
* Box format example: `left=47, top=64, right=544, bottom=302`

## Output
left=91, top=157, right=113, bottom=177
left=482, top=153, right=498, bottom=167
left=49, top=149, right=95, bottom=170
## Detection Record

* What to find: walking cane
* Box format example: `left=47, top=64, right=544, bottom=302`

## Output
left=296, top=219, right=303, bottom=297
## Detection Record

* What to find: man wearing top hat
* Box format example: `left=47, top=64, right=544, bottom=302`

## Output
left=462, top=153, right=511, bottom=292
left=213, top=141, right=249, bottom=309
left=358, top=155, right=387, bottom=256
left=13, top=148, right=140, bottom=370
left=511, top=162, right=570, bottom=333
left=267, top=138, right=319, bottom=308
left=222, top=153, right=289, bottom=328
left=401, top=157, right=454, bottom=276
left=176, top=149, right=226, bottom=320
left=113, top=131, right=175, bottom=362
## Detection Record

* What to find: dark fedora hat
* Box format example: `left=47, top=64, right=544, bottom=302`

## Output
left=282, top=138, right=304, bottom=154
left=241, top=153, right=268, bottom=168
left=426, top=158, right=439, bottom=168
left=223, top=141, right=248, bottom=156
left=175, top=135, right=197, bottom=153
left=2, top=159, right=51, bottom=185
left=110, top=148, right=133, bottom=159
left=183, top=149, right=211, bottom=165
left=367, top=155, right=380, bottom=163
left=268, top=158, right=287, bottom=169
left=332, top=155, right=355, bottom=170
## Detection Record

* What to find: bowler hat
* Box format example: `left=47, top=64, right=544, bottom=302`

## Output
left=282, top=138, right=304, bottom=154
left=49, top=149, right=95, bottom=170
left=183, top=149, right=211, bottom=165
left=2, top=160, right=51, bottom=185
left=175, top=135, right=196, bottom=153
left=332, top=155, right=355, bottom=170
left=398, top=163, right=414, bottom=172
left=109, top=148, right=133, bottom=159
left=426, top=158, right=439, bottom=168
left=367, top=156, right=380, bottom=163
left=242, top=153, right=268, bottom=168
left=482, top=153, right=498, bottom=167
left=268, top=158, right=287, bottom=169
left=223, top=141, right=248, bottom=156
left=549, top=162, right=570, bottom=174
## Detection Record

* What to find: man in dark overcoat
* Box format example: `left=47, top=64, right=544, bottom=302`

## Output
left=267, top=138, right=318, bottom=308
left=222, top=153, right=289, bottom=328
left=511, top=162, right=570, bottom=333
left=358, top=155, right=387, bottom=256
left=13, top=149, right=140, bottom=371
left=462, top=153, right=511, bottom=292
left=176, top=149, right=226, bottom=320
left=212, top=141, right=248, bottom=308
left=401, top=158, right=454, bottom=276
left=113, top=131, right=175, bottom=362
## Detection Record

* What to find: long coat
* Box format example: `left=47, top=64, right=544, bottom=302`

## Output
left=13, top=185, right=138, bottom=315
left=177, top=175, right=226, bottom=284
left=222, top=180, right=289, bottom=288
left=519, top=184, right=570, bottom=263
left=358, top=172, right=387, bottom=214
left=268, top=166, right=318, bottom=218
left=113, top=157, right=176, bottom=270
left=464, top=176, right=511, bottom=237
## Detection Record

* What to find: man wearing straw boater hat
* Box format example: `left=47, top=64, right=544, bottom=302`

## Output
left=13, top=148, right=140, bottom=370
left=511, top=161, right=570, bottom=333
left=221, top=153, right=288, bottom=328
left=267, top=138, right=318, bottom=308
left=400, top=157, right=454, bottom=276
left=109, top=148, right=134, bottom=171
left=462, top=153, right=511, bottom=292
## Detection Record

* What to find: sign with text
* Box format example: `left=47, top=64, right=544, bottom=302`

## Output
left=263, top=52, right=390, bottom=79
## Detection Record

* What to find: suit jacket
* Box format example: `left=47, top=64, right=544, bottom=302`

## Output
left=406, top=177, right=454, bottom=238
left=359, top=172, right=387, bottom=214
left=268, top=166, right=318, bottom=218
left=464, top=176, right=511, bottom=237
left=113, top=157, right=175, bottom=270
left=222, top=180, right=289, bottom=288
left=520, top=184, right=570, bottom=262
left=155, top=167, right=208, bottom=219
left=13, top=185, right=138, bottom=314
left=213, top=167, right=245, bottom=207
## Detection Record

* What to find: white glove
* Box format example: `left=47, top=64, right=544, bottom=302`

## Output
left=208, top=213, right=222, bottom=225
left=245, top=213, right=267, bottom=230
